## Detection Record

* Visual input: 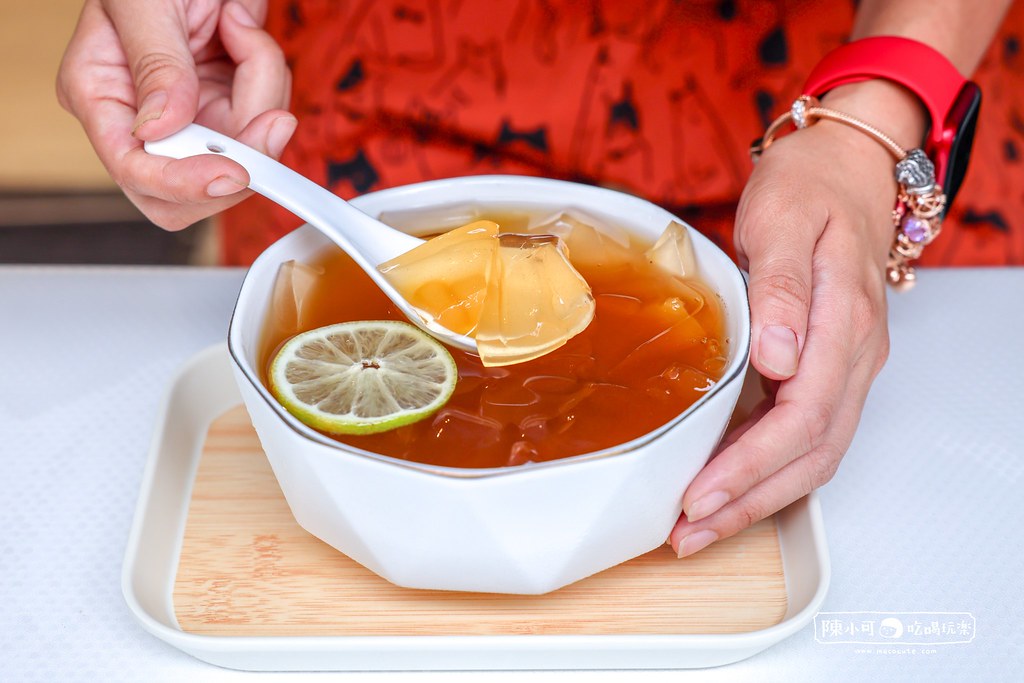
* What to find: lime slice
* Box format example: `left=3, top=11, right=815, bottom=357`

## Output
left=269, top=321, right=458, bottom=435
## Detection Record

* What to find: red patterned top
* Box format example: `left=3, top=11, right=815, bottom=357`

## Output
left=221, top=0, right=1024, bottom=268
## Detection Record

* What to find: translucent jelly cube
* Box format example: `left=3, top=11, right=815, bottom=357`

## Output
left=645, top=220, right=699, bottom=279
left=475, top=233, right=596, bottom=366
left=506, top=440, right=540, bottom=467
left=605, top=308, right=707, bottom=384
left=381, top=223, right=596, bottom=367
left=378, top=204, right=484, bottom=236
left=378, top=220, right=499, bottom=334
left=478, top=377, right=541, bottom=427
left=526, top=211, right=634, bottom=268
left=268, top=259, right=325, bottom=337
left=641, top=362, right=716, bottom=403
left=429, top=407, right=504, bottom=451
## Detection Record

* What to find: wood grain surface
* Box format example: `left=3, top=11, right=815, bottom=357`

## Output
left=174, top=405, right=787, bottom=637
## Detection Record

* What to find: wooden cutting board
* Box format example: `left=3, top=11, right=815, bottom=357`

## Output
left=174, top=405, right=787, bottom=637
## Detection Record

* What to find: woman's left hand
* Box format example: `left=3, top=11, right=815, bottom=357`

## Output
left=669, top=85, right=919, bottom=557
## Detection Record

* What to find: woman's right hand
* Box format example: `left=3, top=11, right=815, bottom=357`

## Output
left=57, top=0, right=295, bottom=231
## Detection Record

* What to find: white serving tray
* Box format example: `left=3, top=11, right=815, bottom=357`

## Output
left=122, top=344, right=830, bottom=671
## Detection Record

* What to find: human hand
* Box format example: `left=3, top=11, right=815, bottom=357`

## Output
left=56, top=0, right=295, bottom=230
left=669, top=83, right=925, bottom=557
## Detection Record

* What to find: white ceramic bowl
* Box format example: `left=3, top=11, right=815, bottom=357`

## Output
left=228, top=175, right=750, bottom=594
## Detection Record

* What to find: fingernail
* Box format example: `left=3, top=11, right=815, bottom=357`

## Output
left=266, top=115, right=298, bottom=158
left=758, top=325, right=799, bottom=378
left=226, top=1, right=258, bottom=27
left=686, top=490, right=730, bottom=523
left=132, top=91, right=168, bottom=136
left=206, top=176, right=247, bottom=197
left=677, top=529, right=718, bottom=559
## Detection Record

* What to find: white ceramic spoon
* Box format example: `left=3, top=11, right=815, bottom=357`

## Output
left=145, top=123, right=477, bottom=352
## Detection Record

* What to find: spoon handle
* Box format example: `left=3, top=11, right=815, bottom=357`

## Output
left=143, top=124, right=422, bottom=268
left=145, top=124, right=478, bottom=353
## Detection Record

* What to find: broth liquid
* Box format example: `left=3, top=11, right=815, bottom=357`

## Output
left=260, top=220, right=728, bottom=469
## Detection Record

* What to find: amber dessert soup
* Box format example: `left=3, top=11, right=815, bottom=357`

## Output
left=260, top=209, right=728, bottom=469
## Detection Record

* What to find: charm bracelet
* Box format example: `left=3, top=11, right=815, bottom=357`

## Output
left=751, top=95, right=947, bottom=291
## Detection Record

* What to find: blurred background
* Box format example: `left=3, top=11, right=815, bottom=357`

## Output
left=0, top=0, right=216, bottom=265
left=2, top=1, right=1020, bottom=267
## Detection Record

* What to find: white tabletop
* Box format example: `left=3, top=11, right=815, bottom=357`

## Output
left=1, top=265, right=1022, bottom=683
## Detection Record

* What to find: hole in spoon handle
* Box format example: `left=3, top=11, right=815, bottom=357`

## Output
left=143, top=124, right=234, bottom=161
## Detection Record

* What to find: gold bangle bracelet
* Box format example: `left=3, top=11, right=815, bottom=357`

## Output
left=750, top=95, right=947, bottom=290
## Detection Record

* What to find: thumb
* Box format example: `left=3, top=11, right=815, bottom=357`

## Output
left=102, top=0, right=201, bottom=140
left=738, top=209, right=816, bottom=381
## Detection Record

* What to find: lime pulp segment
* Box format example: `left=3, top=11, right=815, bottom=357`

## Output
left=269, top=320, right=458, bottom=435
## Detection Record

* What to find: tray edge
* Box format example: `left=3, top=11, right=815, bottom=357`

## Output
left=121, top=343, right=831, bottom=672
